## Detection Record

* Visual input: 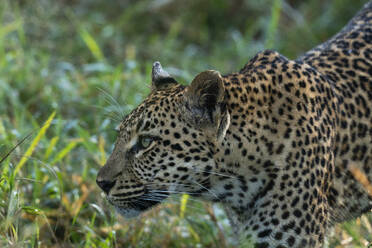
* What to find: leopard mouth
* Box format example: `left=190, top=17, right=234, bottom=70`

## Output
left=108, top=190, right=169, bottom=218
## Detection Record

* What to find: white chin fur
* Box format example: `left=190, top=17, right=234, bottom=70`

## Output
left=115, top=206, right=142, bottom=219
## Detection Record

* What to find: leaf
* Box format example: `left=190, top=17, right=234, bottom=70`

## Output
left=51, top=139, right=81, bottom=165
left=22, top=206, right=43, bottom=216
left=7, top=190, right=19, bottom=219
left=80, top=28, right=104, bottom=61
left=43, top=136, right=59, bottom=160
left=265, top=0, right=282, bottom=49
left=13, top=111, right=56, bottom=177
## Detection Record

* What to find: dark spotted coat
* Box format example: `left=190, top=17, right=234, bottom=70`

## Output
left=97, top=2, right=372, bottom=248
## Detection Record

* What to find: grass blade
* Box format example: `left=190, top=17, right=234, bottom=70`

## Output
left=43, top=136, right=59, bottom=160
left=80, top=28, right=104, bottom=61
left=98, top=135, right=106, bottom=166
left=265, top=0, right=282, bottom=49
left=180, top=194, right=189, bottom=219
left=0, top=131, right=33, bottom=165
left=51, top=139, right=81, bottom=165
left=13, top=111, right=56, bottom=177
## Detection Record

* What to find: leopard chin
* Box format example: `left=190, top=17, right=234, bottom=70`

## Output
left=109, top=191, right=168, bottom=218
left=115, top=206, right=142, bottom=219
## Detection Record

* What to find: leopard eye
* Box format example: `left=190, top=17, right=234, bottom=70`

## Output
left=139, top=136, right=153, bottom=149
left=130, top=136, right=159, bottom=156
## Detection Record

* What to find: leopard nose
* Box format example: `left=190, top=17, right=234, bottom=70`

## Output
left=96, top=179, right=116, bottom=194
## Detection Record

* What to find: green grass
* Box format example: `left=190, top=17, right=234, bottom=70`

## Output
left=0, top=0, right=371, bottom=247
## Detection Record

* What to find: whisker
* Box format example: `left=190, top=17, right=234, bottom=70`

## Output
left=138, top=197, right=206, bottom=212
left=96, top=87, right=125, bottom=119
left=133, top=199, right=154, bottom=207
left=148, top=189, right=198, bottom=195
left=146, top=182, right=194, bottom=188
left=146, top=182, right=193, bottom=186
left=189, top=179, right=220, bottom=200
left=78, top=101, right=123, bottom=123
left=192, top=168, right=238, bottom=179
left=102, top=99, right=123, bottom=121
left=150, top=193, right=205, bottom=204
left=161, top=200, right=206, bottom=212
left=138, top=196, right=164, bottom=202
left=103, top=112, right=122, bottom=123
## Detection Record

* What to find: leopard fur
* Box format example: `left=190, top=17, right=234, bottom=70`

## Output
left=97, top=2, right=372, bottom=247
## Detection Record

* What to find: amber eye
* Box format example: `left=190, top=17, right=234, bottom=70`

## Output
left=139, top=136, right=153, bottom=149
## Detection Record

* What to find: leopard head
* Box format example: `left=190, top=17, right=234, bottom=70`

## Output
left=96, top=62, right=230, bottom=218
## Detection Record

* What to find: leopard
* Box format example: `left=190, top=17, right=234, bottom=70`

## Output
left=97, top=2, right=372, bottom=247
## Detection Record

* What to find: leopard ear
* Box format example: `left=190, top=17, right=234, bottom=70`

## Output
left=184, top=70, right=230, bottom=141
left=151, top=61, right=178, bottom=90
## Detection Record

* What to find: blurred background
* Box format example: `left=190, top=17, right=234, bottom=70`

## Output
left=0, top=0, right=371, bottom=247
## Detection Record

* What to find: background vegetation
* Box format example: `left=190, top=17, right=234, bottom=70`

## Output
left=0, top=0, right=371, bottom=247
